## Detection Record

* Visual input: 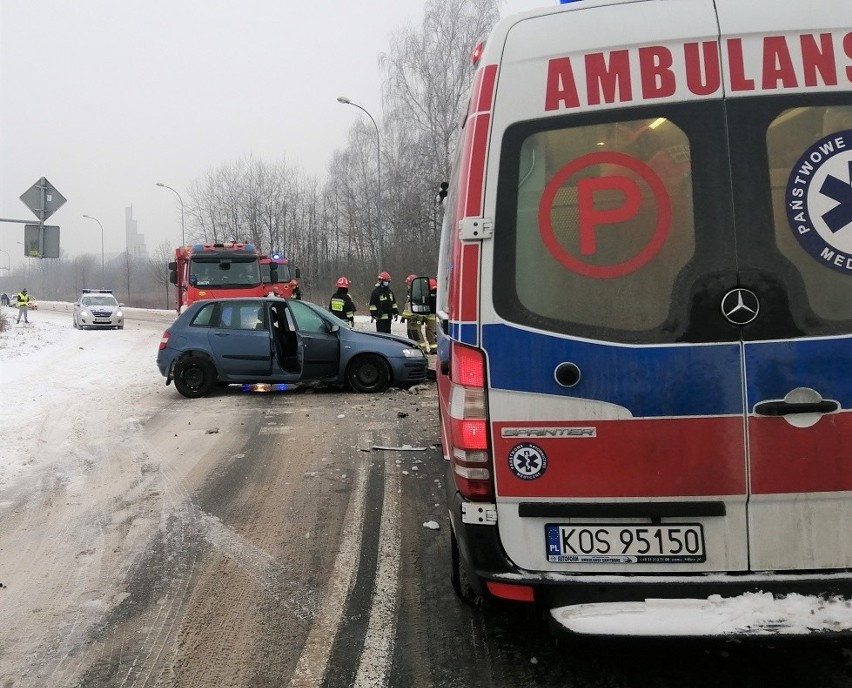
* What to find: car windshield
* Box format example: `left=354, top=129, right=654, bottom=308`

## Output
left=82, top=296, right=117, bottom=306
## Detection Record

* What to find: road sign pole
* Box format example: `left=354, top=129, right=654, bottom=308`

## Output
left=39, top=182, right=46, bottom=256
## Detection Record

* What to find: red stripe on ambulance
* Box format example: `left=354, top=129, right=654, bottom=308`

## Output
left=449, top=64, right=497, bottom=325
left=493, top=418, right=746, bottom=499
left=749, top=414, right=852, bottom=494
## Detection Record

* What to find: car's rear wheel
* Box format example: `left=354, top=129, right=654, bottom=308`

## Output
left=346, top=353, right=391, bottom=393
left=173, top=355, right=217, bottom=398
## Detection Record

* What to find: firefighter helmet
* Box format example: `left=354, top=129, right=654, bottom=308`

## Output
left=405, top=274, right=417, bottom=285
left=378, top=271, right=391, bottom=281
left=336, top=276, right=351, bottom=289
left=429, top=278, right=437, bottom=290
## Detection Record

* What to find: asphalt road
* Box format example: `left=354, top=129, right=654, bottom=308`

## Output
left=7, top=305, right=852, bottom=687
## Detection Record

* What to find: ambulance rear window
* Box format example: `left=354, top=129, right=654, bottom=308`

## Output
left=766, top=105, right=852, bottom=323
left=494, top=102, right=722, bottom=344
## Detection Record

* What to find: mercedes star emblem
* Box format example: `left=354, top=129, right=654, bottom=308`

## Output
left=721, top=288, right=759, bottom=325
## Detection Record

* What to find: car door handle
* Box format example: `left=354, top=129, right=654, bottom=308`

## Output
left=754, top=400, right=839, bottom=416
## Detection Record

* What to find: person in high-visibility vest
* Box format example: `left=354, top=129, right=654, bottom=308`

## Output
left=15, top=288, right=30, bottom=324
left=328, top=276, right=356, bottom=327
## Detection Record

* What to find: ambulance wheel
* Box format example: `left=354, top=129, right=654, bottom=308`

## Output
left=173, top=355, right=216, bottom=398
left=451, top=528, right=486, bottom=608
left=347, top=354, right=390, bottom=393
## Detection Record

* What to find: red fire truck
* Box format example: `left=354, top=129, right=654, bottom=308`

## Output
left=169, top=242, right=278, bottom=313
left=260, top=253, right=301, bottom=299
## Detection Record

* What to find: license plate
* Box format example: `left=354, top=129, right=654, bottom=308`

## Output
left=545, top=523, right=705, bottom=564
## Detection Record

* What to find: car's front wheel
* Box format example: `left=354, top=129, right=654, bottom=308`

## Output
left=72, top=315, right=78, bottom=329
left=346, top=353, right=391, bottom=393
left=172, top=355, right=217, bottom=398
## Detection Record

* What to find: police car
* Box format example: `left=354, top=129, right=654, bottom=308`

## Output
left=72, top=289, right=124, bottom=330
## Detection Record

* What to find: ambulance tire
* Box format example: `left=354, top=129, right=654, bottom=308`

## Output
left=450, top=528, right=486, bottom=609
left=173, top=355, right=216, bottom=398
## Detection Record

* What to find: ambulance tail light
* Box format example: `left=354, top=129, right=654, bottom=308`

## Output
left=449, top=341, right=494, bottom=501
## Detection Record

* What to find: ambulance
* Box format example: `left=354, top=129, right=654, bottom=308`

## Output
left=436, top=0, right=852, bottom=634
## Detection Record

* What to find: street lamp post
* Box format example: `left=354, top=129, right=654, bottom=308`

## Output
left=337, top=96, right=383, bottom=269
left=82, top=214, right=105, bottom=285
left=156, top=182, right=185, bottom=248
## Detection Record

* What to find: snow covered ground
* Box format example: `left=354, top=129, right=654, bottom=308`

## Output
left=0, top=302, right=411, bottom=499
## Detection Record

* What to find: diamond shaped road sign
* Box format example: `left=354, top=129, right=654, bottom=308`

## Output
left=19, top=177, right=67, bottom=221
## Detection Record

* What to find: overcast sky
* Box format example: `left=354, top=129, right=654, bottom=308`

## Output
left=0, top=0, right=551, bottom=270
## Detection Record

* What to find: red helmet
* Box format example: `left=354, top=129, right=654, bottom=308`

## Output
left=405, top=274, right=417, bottom=285
left=378, top=271, right=391, bottom=281
left=336, top=276, right=351, bottom=288
left=429, top=278, right=437, bottom=290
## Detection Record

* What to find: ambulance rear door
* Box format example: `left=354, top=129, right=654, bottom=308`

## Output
left=717, top=0, right=852, bottom=570
left=484, top=0, right=750, bottom=575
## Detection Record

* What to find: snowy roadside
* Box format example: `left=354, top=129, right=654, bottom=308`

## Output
left=0, top=301, right=413, bottom=499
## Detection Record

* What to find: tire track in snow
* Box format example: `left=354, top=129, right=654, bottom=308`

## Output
left=353, top=451, right=401, bottom=688
left=287, top=435, right=371, bottom=688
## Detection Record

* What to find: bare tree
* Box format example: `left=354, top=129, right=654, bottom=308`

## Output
left=378, top=0, right=499, bottom=267
left=147, top=241, right=174, bottom=310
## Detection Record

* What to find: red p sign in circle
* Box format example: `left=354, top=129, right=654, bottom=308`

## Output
left=538, top=151, right=672, bottom=279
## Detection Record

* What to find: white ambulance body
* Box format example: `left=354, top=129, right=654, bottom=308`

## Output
left=436, top=0, right=852, bottom=634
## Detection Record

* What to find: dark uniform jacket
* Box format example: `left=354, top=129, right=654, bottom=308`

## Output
left=329, top=288, right=356, bottom=325
left=369, top=285, right=398, bottom=321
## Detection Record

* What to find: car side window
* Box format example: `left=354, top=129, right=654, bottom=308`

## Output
left=288, top=300, right=329, bottom=333
left=190, top=302, right=217, bottom=327
left=234, top=302, right=265, bottom=330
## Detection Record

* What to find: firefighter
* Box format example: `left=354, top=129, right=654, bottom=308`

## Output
left=290, top=279, right=303, bottom=300
left=329, top=276, right=356, bottom=327
left=401, top=274, right=427, bottom=352
left=424, top=278, right=438, bottom=354
left=369, top=271, right=398, bottom=333
left=15, top=288, right=30, bottom=324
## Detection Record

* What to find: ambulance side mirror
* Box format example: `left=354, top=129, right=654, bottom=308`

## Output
left=436, top=181, right=449, bottom=204
left=410, top=276, right=431, bottom=314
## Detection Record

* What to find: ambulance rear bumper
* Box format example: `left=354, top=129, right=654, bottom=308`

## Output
left=449, top=490, right=852, bottom=611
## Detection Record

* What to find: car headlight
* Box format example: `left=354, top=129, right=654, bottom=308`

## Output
left=81, top=310, right=91, bottom=317
left=402, top=348, right=424, bottom=358
left=115, top=309, right=123, bottom=317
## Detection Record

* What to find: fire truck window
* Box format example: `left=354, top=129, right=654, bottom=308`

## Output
left=512, top=116, right=694, bottom=333
left=767, top=105, right=852, bottom=321
left=190, top=302, right=217, bottom=327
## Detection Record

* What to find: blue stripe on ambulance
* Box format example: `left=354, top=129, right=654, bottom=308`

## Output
left=482, top=323, right=743, bottom=417
left=744, top=337, right=852, bottom=409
